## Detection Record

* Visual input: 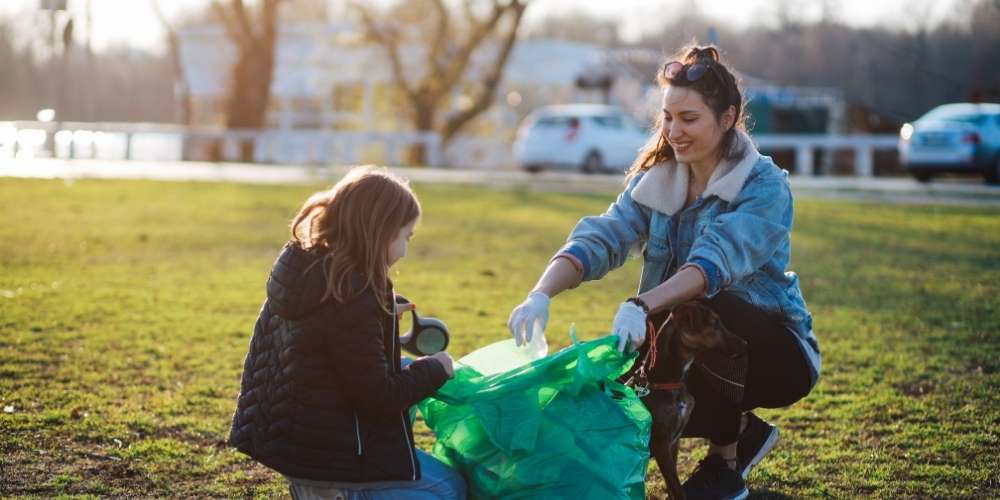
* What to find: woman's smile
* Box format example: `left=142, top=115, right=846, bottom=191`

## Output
left=671, top=140, right=694, bottom=155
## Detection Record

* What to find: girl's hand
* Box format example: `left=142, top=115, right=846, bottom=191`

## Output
left=427, top=351, right=455, bottom=378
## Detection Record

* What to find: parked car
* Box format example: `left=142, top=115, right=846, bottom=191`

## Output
left=513, top=104, right=649, bottom=173
left=898, top=102, right=1000, bottom=183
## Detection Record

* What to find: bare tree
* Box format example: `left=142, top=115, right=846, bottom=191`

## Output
left=150, top=0, right=191, bottom=125
left=282, top=0, right=330, bottom=21
left=212, top=0, right=281, bottom=161
left=353, top=0, right=529, bottom=164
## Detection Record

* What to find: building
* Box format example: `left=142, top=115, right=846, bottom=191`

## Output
left=178, top=21, right=845, bottom=168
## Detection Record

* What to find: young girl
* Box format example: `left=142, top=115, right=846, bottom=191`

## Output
left=229, top=167, right=466, bottom=499
left=509, top=44, right=820, bottom=499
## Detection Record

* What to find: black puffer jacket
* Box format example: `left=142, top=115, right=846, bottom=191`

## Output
left=228, top=243, right=449, bottom=482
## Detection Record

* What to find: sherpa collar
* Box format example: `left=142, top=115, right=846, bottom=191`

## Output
left=631, top=130, right=761, bottom=215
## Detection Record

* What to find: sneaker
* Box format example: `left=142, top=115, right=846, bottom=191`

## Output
left=736, top=412, right=780, bottom=479
left=682, top=454, right=749, bottom=500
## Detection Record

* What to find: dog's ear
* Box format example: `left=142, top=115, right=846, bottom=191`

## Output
left=675, top=302, right=746, bottom=356
left=670, top=302, right=717, bottom=354
left=702, top=307, right=747, bottom=358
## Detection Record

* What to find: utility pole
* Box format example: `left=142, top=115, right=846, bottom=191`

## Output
left=49, top=2, right=58, bottom=119
left=38, top=0, right=69, bottom=156
left=41, top=0, right=69, bottom=115
left=85, top=0, right=94, bottom=121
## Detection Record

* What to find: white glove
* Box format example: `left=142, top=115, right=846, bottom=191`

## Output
left=613, top=300, right=648, bottom=353
left=507, top=292, right=550, bottom=347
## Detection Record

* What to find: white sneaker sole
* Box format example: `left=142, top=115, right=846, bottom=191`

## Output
left=742, top=426, right=780, bottom=480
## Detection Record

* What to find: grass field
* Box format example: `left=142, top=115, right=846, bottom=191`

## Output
left=1, top=176, right=998, bottom=499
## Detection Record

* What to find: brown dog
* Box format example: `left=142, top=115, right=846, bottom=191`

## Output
left=628, top=301, right=747, bottom=499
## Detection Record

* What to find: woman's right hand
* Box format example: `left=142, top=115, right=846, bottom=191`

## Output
left=428, top=351, right=455, bottom=379
left=507, top=292, right=550, bottom=346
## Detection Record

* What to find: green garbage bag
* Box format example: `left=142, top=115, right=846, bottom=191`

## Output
left=417, top=334, right=651, bottom=499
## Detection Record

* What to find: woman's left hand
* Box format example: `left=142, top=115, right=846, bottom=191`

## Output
left=612, top=300, right=648, bottom=352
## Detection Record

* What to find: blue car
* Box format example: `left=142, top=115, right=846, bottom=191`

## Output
left=898, top=103, right=1000, bottom=183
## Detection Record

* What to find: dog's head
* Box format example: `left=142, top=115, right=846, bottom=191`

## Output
left=666, top=301, right=745, bottom=361
left=641, top=301, right=745, bottom=443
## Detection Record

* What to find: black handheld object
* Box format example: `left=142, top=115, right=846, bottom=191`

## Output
left=395, top=295, right=450, bottom=356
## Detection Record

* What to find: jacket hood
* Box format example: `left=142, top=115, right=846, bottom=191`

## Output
left=266, top=243, right=334, bottom=320
left=631, top=129, right=761, bottom=215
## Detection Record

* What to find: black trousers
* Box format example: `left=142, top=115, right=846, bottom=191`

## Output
left=643, top=292, right=813, bottom=446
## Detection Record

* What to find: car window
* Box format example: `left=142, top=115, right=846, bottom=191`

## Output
left=592, top=115, right=623, bottom=129
left=919, top=107, right=988, bottom=125
left=535, top=116, right=574, bottom=127
left=950, top=115, right=986, bottom=125
left=624, top=116, right=648, bottom=132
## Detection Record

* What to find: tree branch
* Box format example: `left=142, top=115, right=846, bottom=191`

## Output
left=434, top=1, right=506, bottom=101
left=442, top=0, right=526, bottom=143
left=352, top=1, right=417, bottom=101
left=230, top=0, right=257, bottom=44
left=259, top=0, right=280, bottom=48
left=212, top=1, right=249, bottom=47
left=426, top=0, right=450, bottom=78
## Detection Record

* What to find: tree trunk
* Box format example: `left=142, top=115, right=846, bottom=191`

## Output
left=406, top=104, right=436, bottom=165
left=354, top=0, right=528, bottom=167
left=441, top=1, right=527, bottom=145
left=212, top=0, right=280, bottom=162
left=223, top=46, right=275, bottom=161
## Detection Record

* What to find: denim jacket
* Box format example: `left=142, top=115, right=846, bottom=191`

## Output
left=557, top=132, right=820, bottom=385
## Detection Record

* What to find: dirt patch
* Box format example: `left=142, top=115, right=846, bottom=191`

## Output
left=895, top=380, right=936, bottom=397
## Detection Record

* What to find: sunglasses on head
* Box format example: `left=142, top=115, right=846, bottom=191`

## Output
left=662, top=60, right=724, bottom=84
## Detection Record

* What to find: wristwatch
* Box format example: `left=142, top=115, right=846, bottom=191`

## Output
left=626, top=296, right=650, bottom=314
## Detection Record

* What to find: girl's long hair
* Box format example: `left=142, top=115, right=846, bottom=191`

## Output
left=290, top=166, right=420, bottom=314
left=626, top=43, right=748, bottom=184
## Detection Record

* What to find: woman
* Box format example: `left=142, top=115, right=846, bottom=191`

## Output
left=507, top=45, right=820, bottom=500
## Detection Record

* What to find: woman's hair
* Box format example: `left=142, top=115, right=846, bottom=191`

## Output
left=626, top=43, right=748, bottom=183
left=290, top=166, right=420, bottom=313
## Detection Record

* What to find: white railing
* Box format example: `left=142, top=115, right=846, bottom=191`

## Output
left=0, top=121, right=442, bottom=167
left=754, top=134, right=900, bottom=177
left=0, top=121, right=900, bottom=176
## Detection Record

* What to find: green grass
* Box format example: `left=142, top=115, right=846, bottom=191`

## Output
left=0, top=177, right=998, bottom=499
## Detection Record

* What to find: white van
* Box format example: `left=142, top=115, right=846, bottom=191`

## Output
left=513, top=104, right=649, bottom=173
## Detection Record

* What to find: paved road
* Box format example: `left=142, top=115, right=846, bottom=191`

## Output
left=3, top=158, right=999, bottom=207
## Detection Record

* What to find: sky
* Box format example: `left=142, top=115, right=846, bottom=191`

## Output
left=0, top=0, right=964, bottom=55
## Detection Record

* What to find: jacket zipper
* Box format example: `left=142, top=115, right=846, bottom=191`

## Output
left=353, top=412, right=362, bottom=455
left=391, top=304, right=418, bottom=480
left=401, top=412, right=417, bottom=480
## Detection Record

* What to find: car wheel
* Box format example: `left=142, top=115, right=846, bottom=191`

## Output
left=912, top=171, right=932, bottom=183
left=985, top=156, right=1000, bottom=185
left=582, top=151, right=603, bottom=174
